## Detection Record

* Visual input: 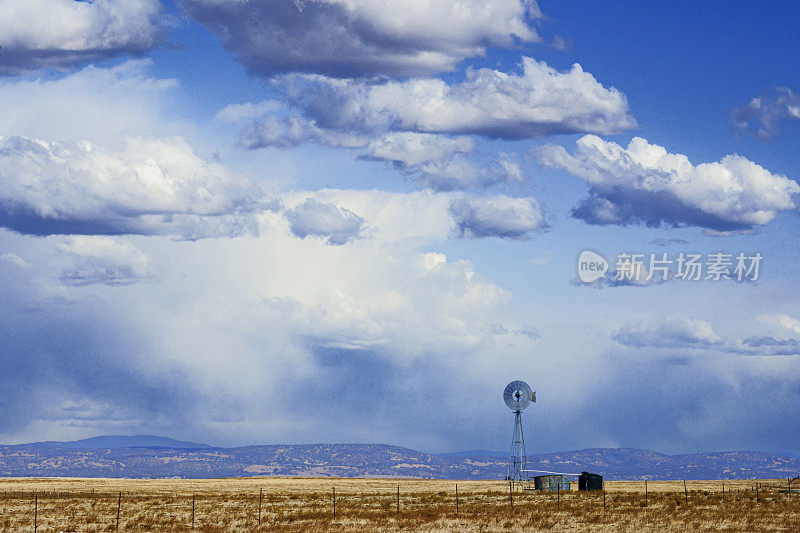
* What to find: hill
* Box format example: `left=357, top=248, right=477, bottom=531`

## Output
left=0, top=440, right=798, bottom=480
left=30, top=435, right=210, bottom=450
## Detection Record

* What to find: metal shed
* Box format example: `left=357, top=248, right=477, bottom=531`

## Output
left=533, top=475, right=571, bottom=491
left=578, top=471, right=604, bottom=491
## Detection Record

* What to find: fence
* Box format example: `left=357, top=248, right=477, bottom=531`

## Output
left=0, top=478, right=798, bottom=531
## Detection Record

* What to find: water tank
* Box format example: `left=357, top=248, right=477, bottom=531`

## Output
left=533, top=475, right=570, bottom=491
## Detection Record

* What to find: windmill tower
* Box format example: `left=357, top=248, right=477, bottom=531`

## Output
left=504, top=380, right=535, bottom=491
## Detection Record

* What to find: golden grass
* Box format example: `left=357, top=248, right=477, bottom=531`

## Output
left=0, top=477, right=798, bottom=532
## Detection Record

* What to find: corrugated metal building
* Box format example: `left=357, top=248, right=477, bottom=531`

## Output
left=533, top=475, right=571, bottom=491
left=579, top=471, right=604, bottom=491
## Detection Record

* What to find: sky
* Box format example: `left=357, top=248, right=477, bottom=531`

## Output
left=0, top=0, right=799, bottom=455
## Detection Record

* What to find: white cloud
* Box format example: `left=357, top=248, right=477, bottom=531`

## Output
left=536, top=135, right=800, bottom=229
left=284, top=198, right=365, bottom=245
left=759, top=313, right=800, bottom=335
left=449, top=195, right=545, bottom=239
left=180, top=0, right=542, bottom=78
left=0, top=60, right=182, bottom=144
left=0, top=135, right=267, bottom=237
left=612, top=316, right=722, bottom=349
left=56, top=236, right=156, bottom=285
left=238, top=115, right=369, bottom=150
left=279, top=58, right=635, bottom=139
left=362, top=132, right=522, bottom=191
left=228, top=56, right=632, bottom=192
left=229, top=104, right=526, bottom=190
left=613, top=314, right=800, bottom=356
left=215, top=101, right=282, bottom=123
left=0, top=252, right=28, bottom=268
left=364, top=132, right=475, bottom=168
left=731, top=88, right=800, bottom=141
left=0, top=0, right=166, bottom=75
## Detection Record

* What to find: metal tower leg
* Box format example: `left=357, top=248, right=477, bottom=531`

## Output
left=508, top=410, right=528, bottom=491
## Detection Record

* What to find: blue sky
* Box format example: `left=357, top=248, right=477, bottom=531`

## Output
left=0, top=0, right=799, bottom=455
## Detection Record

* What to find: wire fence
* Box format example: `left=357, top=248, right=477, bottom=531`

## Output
left=1, top=478, right=798, bottom=531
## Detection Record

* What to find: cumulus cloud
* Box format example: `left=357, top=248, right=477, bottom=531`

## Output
left=56, top=236, right=156, bottom=285
left=227, top=56, right=632, bottom=191
left=361, top=132, right=523, bottom=190
left=0, top=136, right=267, bottom=238
left=613, top=315, right=800, bottom=356
left=0, top=0, right=167, bottom=75
left=278, top=58, right=635, bottom=139
left=180, top=0, right=542, bottom=78
left=612, top=316, right=722, bottom=349
left=449, top=195, right=544, bottom=239
left=285, top=198, right=366, bottom=245
left=237, top=114, right=368, bottom=150
left=225, top=103, right=527, bottom=191
left=731, top=88, right=800, bottom=141
left=536, top=135, right=800, bottom=230
left=364, top=133, right=475, bottom=168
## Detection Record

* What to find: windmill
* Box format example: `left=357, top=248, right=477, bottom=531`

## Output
left=504, top=380, right=535, bottom=491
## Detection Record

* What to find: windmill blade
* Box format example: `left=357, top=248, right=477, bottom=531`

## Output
left=503, top=380, right=533, bottom=411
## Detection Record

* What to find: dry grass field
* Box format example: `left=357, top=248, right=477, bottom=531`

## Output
left=1, top=476, right=798, bottom=532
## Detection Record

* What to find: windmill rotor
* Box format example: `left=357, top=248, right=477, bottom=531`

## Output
left=503, top=380, right=534, bottom=412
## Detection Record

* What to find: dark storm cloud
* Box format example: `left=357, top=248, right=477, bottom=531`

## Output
left=0, top=265, right=201, bottom=434
left=573, top=350, right=800, bottom=454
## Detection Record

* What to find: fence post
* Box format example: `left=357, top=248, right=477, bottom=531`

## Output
left=116, top=491, right=121, bottom=530
left=645, top=479, right=647, bottom=506
left=508, top=482, right=513, bottom=510
left=192, top=494, right=195, bottom=528
left=396, top=486, right=400, bottom=515
left=258, top=487, right=262, bottom=526
left=603, top=485, right=606, bottom=509
left=455, top=483, right=459, bottom=516
left=722, top=481, right=725, bottom=503
left=683, top=479, right=688, bottom=505
left=332, top=487, right=336, bottom=520
left=756, top=483, right=759, bottom=503
left=557, top=485, right=560, bottom=511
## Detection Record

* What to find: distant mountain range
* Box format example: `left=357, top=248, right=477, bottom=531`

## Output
left=30, top=435, right=210, bottom=450
left=1, top=437, right=798, bottom=480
